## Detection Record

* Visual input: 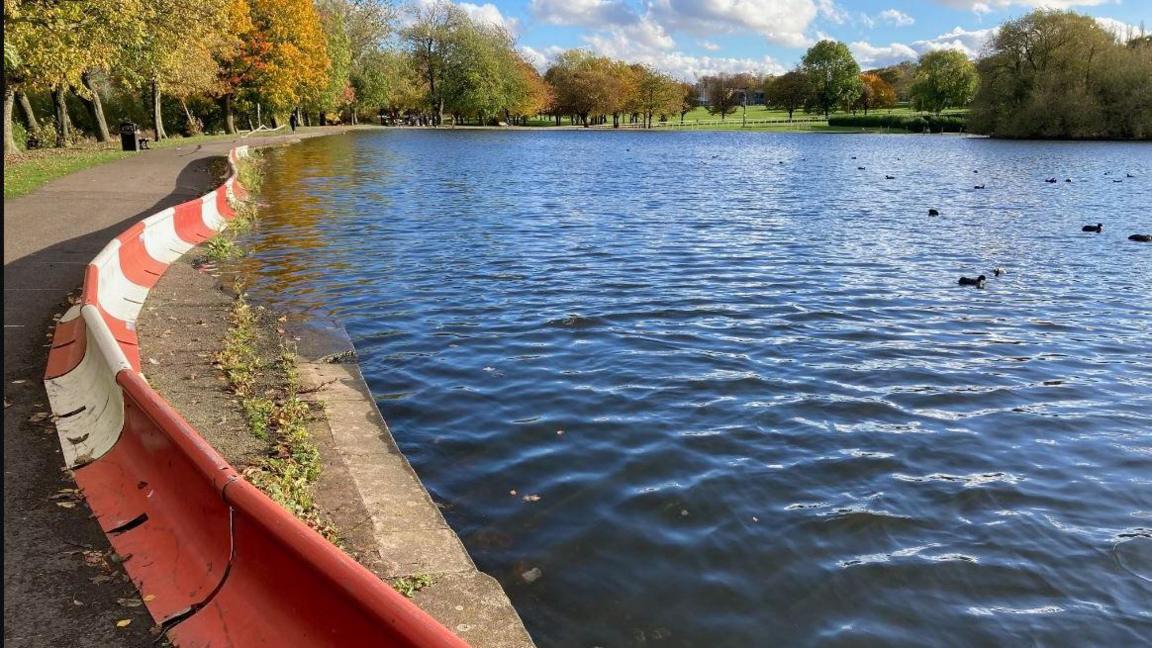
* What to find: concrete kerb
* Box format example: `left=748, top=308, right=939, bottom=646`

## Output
left=296, top=350, right=535, bottom=648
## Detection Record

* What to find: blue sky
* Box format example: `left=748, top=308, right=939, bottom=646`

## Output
left=448, top=0, right=1151, bottom=80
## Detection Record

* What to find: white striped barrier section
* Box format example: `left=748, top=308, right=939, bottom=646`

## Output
left=41, top=146, right=472, bottom=646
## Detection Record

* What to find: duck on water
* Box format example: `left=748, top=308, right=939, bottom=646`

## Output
left=959, top=275, right=987, bottom=288
left=1082, top=223, right=1103, bottom=233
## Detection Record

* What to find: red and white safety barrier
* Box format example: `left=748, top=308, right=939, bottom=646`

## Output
left=42, top=146, right=471, bottom=647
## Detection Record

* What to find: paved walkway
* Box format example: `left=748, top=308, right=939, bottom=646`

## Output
left=2, top=129, right=346, bottom=647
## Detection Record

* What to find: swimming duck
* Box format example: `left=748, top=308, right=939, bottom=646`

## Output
left=1082, top=223, right=1103, bottom=233
left=1065, top=178, right=1072, bottom=182
left=885, top=175, right=895, bottom=180
left=993, top=267, right=1005, bottom=277
left=928, top=208, right=940, bottom=216
left=1045, top=177, right=1058, bottom=183
left=1129, top=234, right=1151, bottom=242
left=974, top=184, right=985, bottom=189
left=958, top=275, right=987, bottom=288
left=1127, top=173, right=1136, bottom=178
left=858, top=166, right=866, bottom=170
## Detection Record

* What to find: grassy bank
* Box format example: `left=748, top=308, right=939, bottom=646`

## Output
left=207, top=151, right=338, bottom=541
left=3, top=128, right=305, bottom=200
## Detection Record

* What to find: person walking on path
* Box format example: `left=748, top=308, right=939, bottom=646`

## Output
left=289, top=110, right=299, bottom=132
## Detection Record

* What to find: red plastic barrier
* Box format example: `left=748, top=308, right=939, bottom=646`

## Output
left=215, top=185, right=236, bottom=221
left=171, top=478, right=470, bottom=647
left=45, top=310, right=87, bottom=380
left=173, top=199, right=216, bottom=244
left=80, top=265, right=142, bottom=370
left=230, top=178, right=250, bottom=203
left=116, top=223, right=169, bottom=288
left=73, top=370, right=237, bottom=624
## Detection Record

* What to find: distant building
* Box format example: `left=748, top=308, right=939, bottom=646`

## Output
left=694, top=82, right=765, bottom=107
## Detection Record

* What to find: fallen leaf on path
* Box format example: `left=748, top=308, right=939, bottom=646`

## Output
left=117, top=598, right=143, bottom=608
left=55, top=501, right=77, bottom=509
left=522, top=494, right=541, bottom=503
left=115, top=619, right=132, bottom=628
left=143, top=594, right=156, bottom=602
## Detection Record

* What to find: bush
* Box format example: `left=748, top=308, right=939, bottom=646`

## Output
left=827, top=113, right=967, bottom=133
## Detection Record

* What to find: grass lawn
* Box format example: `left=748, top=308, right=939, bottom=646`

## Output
left=3, top=145, right=131, bottom=200
left=2, top=129, right=304, bottom=200
left=520, top=104, right=965, bottom=132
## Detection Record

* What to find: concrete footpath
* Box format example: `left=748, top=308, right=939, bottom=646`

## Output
left=2, top=129, right=341, bottom=646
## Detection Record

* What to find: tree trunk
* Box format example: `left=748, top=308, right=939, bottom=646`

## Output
left=151, top=78, right=167, bottom=140
left=220, top=94, right=236, bottom=134
left=81, top=72, right=111, bottom=142
left=270, top=114, right=279, bottom=129
left=318, top=111, right=327, bottom=126
left=17, top=91, right=40, bottom=131
left=436, top=97, right=444, bottom=126
left=4, top=87, right=17, bottom=154
left=52, top=86, right=71, bottom=147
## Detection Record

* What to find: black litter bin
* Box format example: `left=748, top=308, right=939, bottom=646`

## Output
left=120, top=122, right=140, bottom=151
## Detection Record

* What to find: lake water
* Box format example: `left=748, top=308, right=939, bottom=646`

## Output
left=244, top=130, right=1151, bottom=646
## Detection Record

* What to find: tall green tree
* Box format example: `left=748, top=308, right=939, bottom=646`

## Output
left=801, top=39, right=861, bottom=118
left=910, top=50, right=976, bottom=114
left=402, top=0, right=466, bottom=125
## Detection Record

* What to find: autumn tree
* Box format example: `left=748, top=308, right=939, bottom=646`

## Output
left=507, top=57, right=553, bottom=124
left=701, top=74, right=742, bottom=121
left=629, top=65, right=680, bottom=128
left=910, top=49, right=977, bottom=115
left=801, top=39, right=862, bottom=118
left=765, top=70, right=811, bottom=121
left=545, top=50, right=616, bottom=127
left=853, top=72, right=897, bottom=114
left=677, top=81, right=696, bottom=124
left=872, top=61, right=916, bottom=102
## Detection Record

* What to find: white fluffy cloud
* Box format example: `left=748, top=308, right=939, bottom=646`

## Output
left=1095, top=17, right=1146, bottom=41
left=913, top=26, right=996, bottom=57
left=849, top=41, right=920, bottom=67
left=879, top=9, right=915, bottom=26
left=459, top=2, right=519, bottom=34
left=934, top=0, right=1115, bottom=12
left=650, top=0, right=818, bottom=48
left=583, top=19, right=678, bottom=57
left=850, top=25, right=997, bottom=66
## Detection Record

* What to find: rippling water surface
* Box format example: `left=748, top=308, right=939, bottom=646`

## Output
left=244, top=131, right=1151, bottom=646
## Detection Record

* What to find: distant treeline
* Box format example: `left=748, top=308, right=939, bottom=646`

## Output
left=969, top=11, right=1152, bottom=139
